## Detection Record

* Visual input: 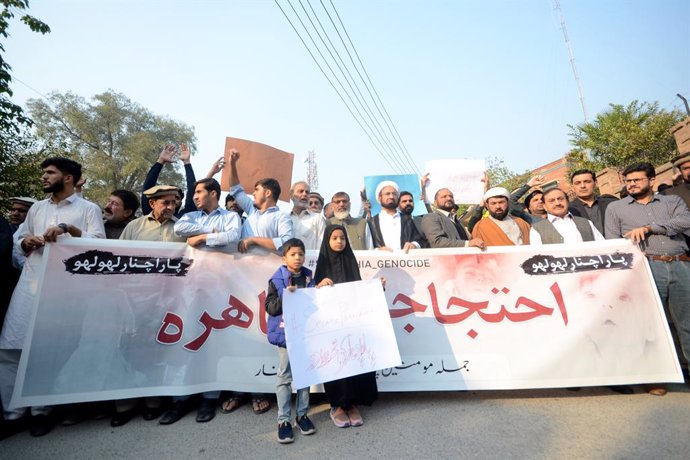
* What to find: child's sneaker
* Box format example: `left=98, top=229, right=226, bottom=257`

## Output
left=296, top=415, right=316, bottom=435
left=277, top=421, right=294, bottom=444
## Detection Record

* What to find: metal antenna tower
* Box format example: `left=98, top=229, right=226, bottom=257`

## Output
left=305, top=150, right=319, bottom=191
left=554, top=0, right=589, bottom=122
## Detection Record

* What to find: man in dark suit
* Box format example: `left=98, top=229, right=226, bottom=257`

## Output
left=568, top=169, right=617, bottom=235
left=368, top=181, right=428, bottom=252
left=421, top=188, right=484, bottom=249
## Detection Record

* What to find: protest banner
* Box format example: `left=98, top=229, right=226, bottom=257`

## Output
left=11, top=238, right=683, bottom=408
left=424, top=159, right=485, bottom=204
left=283, top=279, right=402, bottom=389
left=220, top=136, right=294, bottom=202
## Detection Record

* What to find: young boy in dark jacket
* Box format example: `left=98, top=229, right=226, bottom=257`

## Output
left=265, top=238, right=316, bottom=444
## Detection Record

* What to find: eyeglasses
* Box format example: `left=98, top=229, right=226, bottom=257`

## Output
left=624, top=178, right=648, bottom=184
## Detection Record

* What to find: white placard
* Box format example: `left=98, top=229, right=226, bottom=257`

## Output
left=424, top=159, right=485, bottom=204
left=283, top=279, right=402, bottom=389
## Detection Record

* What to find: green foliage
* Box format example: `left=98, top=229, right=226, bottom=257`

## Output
left=0, top=128, right=43, bottom=211
left=485, top=155, right=530, bottom=193
left=567, top=100, right=683, bottom=173
left=27, top=90, right=196, bottom=206
left=0, top=0, right=50, bottom=134
left=0, top=1, right=49, bottom=211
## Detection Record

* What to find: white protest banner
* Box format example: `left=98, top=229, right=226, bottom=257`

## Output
left=11, top=238, right=683, bottom=408
left=424, top=159, right=485, bottom=204
left=283, top=279, right=401, bottom=389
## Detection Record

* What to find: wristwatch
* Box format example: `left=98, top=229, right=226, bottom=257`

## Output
left=58, top=223, right=69, bottom=234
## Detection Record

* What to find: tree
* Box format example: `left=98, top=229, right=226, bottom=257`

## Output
left=567, top=100, right=684, bottom=173
left=485, top=156, right=530, bottom=193
left=27, top=90, right=197, bottom=206
left=0, top=1, right=50, bottom=210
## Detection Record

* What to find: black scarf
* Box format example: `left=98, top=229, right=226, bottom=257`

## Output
left=314, top=224, right=362, bottom=284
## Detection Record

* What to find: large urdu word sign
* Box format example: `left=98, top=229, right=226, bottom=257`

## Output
left=12, top=238, right=683, bottom=408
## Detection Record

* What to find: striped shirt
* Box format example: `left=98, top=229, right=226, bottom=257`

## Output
left=604, top=194, right=690, bottom=256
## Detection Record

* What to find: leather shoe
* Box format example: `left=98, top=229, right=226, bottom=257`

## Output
left=29, top=414, right=54, bottom=437
left=645, top=384, right=667, bottom=396
left=159, top=402, right=188, bottom=425
left=110, top=410, right=135, bottom=427
left=196, top=399, right=217, bottom=423
left=142, top=406, right=164, bottom=421
left=609, top=385, right=634, bottom=395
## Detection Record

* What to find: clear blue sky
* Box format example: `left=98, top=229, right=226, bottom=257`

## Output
left=6, top=0, right=689, bottom=206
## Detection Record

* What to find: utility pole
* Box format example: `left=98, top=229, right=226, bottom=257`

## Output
left=305, top=150, right=319, bottom=191
left=554, top=0, right=589, bottom=122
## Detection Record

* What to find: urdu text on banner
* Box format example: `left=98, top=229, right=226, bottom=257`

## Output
left=11, top=238, right=683, bottom=408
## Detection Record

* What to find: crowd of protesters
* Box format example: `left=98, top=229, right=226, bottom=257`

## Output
left=1, top=145, right=689, bottom=442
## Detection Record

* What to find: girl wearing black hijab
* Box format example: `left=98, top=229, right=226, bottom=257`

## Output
left=315, top=224, right=378, bottom=428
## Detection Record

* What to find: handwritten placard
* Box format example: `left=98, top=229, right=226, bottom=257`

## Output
left=424, top=159, right=485, bottom=204
left=283, top=279, right=402, bottom=389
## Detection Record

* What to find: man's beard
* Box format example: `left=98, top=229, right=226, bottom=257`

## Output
left=43, top=181, right=65, bottom=193
left=292, top=197, right=309, bottom=209
left=628, top=185, right=651, bottom=199
left=333, top=210, right=350, bottom=220
left=489, top=208, right=509, bottom=220
left=381, top=201, right=398, bottom=211
left=399, top=205, right=413, bottom=215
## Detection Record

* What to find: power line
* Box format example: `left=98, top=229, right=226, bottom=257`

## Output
left=295, top=0, right=406, bottom=173
left=275, top=0, right=405, bottom=173
left=276, top=0, right=417, bottom=174
left=323, top=0, right=419, bottom=174
left=274, top=0, right=404, bottom=169
left=300, top=0, right=410, bottom=173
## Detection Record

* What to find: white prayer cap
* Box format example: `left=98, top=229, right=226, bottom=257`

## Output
left=483, top=186, right=510, bottom=202
left=375, top=180, right=399, bottom=200
left=9, top=197, right=38, bottom=207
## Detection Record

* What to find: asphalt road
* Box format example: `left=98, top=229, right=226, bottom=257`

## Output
left=2, top=384, right=689, bottom=459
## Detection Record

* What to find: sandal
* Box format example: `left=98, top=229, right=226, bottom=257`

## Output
left=220, top=397, right=245, bottom=414
left=251, top=397, right=271, bottom=414
left=330, top=407, right=350, bottom=428
left=347, top=406, right=363, bottom=427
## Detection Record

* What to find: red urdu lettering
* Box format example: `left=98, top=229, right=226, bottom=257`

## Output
left=428, top=283, right=489, bottom=324
left=156, top=312, right=184, bottom=344
left=183, top=296, right=255, bottom=351
left=390, top=293, right=427, bottom=318
left=550, top=282, right=568, bottom=325
left=258, top=290, right=267, bottom=335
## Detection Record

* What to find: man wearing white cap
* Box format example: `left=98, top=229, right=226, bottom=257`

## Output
left=289, top=181, right=325, bottom=250
left=369, top=181, right=426, bottom=252
left=8, top=197, right=37, bottom=234
left=530, top=188, right=604, bottom=245
left=422, top=188, right=484, bottom=249
left=472, top=187, right=530, bottom=246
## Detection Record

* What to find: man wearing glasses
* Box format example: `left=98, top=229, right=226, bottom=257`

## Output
left=605, top=162, right=690, bottom=396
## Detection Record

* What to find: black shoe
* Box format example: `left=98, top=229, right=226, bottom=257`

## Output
left=110, top=409, right=136, bottom=427
left=609, top=385, right=634, bottom=395
left=142, top=406, right=164, bottom=421
left=159, top=401, right=188, bottom=425
left=196, top=399, right=217, bottom=423
left=0, top=418, right=28, bottom=440
left=29, top=414, right=54, bottom=437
